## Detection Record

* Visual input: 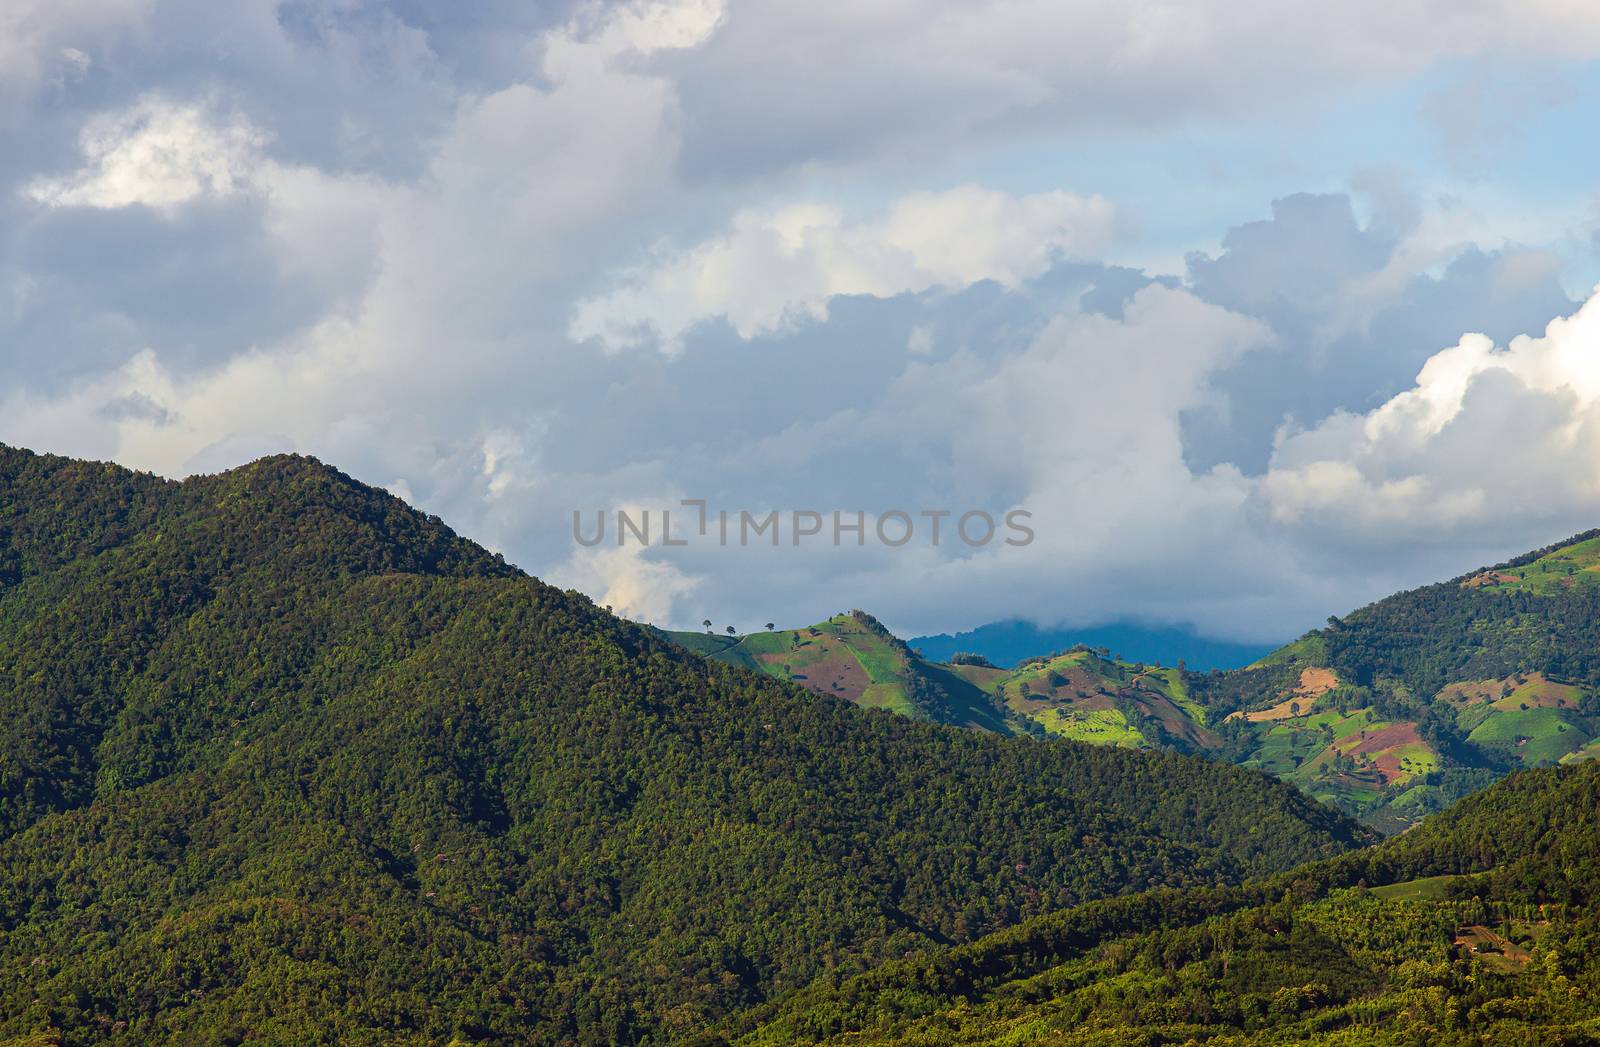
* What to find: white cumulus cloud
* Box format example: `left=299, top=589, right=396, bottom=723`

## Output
left=1265, top=285, right=1600, bottom=536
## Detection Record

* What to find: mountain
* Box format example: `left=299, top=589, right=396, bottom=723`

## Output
left=910, top=618, right=1276, bottom=672
left=0, top=446, right=1364, bottom=1045
left=675, top=532, right=1600, bottom=834
left=664, top=619, right=1219, bottom=752
left=949, top=646, right=1218, bottom=751
left=658, top=611, right=1010, bottom=732
left=1188, top=531, right=1600, bottom=830
left=721, top=759, right=1600, bottom=1045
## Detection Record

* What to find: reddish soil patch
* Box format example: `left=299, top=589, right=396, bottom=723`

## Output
left=1020, top=665, right=1117, bottom=704
left=1462, top=571, right=1519, bottom=588
left=1296, top=667, right=1338, bottom=697
left=1343, top=721, right=1423, bottom=756
left=1453, top=926, right=1531, bottom=969
left=1438, top=679, right=1505, bottom=705
left=1333, top=722, right=1426, bottom=784
left=1436, top=671, right=1580, bottom=709
left=1056, top=665, right=1116, bottom=694
left=1233, top=695, right=1310, bottom=723
left=764, top=645, right=870, bottom=701
left=1371, top=753, right=1404, bottom=780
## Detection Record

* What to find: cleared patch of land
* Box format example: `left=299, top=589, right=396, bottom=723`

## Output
left=1227, top=666, right=1340, bottom=722
left=1370, top=873, right=1466, bottom=902
left=1453, top=925, right=1533, bottom=971
left=1467, top=535, right=1600, bottom=594
left=1467, top=706, right=1587, bottom=765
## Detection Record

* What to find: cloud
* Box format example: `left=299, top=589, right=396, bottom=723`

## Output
left=0, top=0, right=153, bottom=108
left=548, top=539, right=702, bottom=623
left=569, top=185, right=1117, bottom=351
left=1421, top=63, right=1574, bottom=169
left=6, top=0, right=1600, bottom=648
left=1264, top=286, right=1600, bottom=540
left=564, top=0, right=726, bottom=58
left=24, top=96, right=267, bottom=210
left=665, top=0, right=1600, bottom=178
left=0, top=0, right=717, bottom=466
left=545, top=284, right=1281, bottom=635
left=1179, top=191, right=1577, bottom=475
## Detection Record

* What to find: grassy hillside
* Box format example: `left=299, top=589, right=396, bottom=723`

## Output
left=664, top=619, right=1224, bottom=753
left=667, top=529, right=1600, bottom=833
left=1462, top=530, right=1600, bottom=595
left=952, top=648, right=1215, bottom=752
left=661, top=612, right=1011, bottom=732
left=1187, top=531, right=1600, bottom=829
left=0, top=445, right=1365, bottom=1045
left=723, top=760, right=1600, bottom=1046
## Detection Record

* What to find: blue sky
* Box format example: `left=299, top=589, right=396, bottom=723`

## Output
left=5, top=0, right=1600, bottom=643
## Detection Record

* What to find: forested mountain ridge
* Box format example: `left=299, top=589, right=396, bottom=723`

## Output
left=1190, top=530, right=1600, bottom=829
left=0, top=446, right=519, bottom=838
left=0, top=445, right=1364, bottom=1045
left=722, top=759, right=1600, bottom=1045
left=676, top=530, right=1600, bottom=833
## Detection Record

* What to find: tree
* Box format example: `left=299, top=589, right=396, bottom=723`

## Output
left=766, top=622, right=776, bottom=632
left=703, top=619, right=713, bottom=633
left=726, top=625, right=736, bottom=636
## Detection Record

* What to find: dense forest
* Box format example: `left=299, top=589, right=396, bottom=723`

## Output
left=723, top=759, right=1600, bottom=1045
left=0, top=446, right=1364, bottom=1045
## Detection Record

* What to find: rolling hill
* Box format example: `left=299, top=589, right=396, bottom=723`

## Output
left=666, top=620, right=1220, bottom=753
left=667, top=531, right=1600, bottom=833
left=658, top=611, right=1009, bottom=732
left=1188, top=533, right=1600, bottom=829
left=667, top=617, right=1299, bottom=761
left=0, top=445, right=1365, bottom=1045
left=721, top=759, right=1600, bottom=1045
left=952, top=647, right=1216, bottom=751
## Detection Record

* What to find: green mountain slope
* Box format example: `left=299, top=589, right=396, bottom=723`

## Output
left=667, top=530, right=1600, bottom=833
left=1188, top=531, right=1600, bottom=829
left=724, top=759, right=1600, bottom=1046
left=661, top=612, right=1011, bottom=731
left=667, top=621, right=1212, bottom=749
left=953, top=647, right=1215, bottom=751
left=0, top=446, right=1365, bottom=1045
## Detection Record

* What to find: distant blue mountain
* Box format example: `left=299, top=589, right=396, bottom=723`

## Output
left=909, top=619, right=1277, bottom=672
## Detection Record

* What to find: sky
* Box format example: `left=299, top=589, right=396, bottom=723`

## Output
left=5, top=0, right=1600, bottom=643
